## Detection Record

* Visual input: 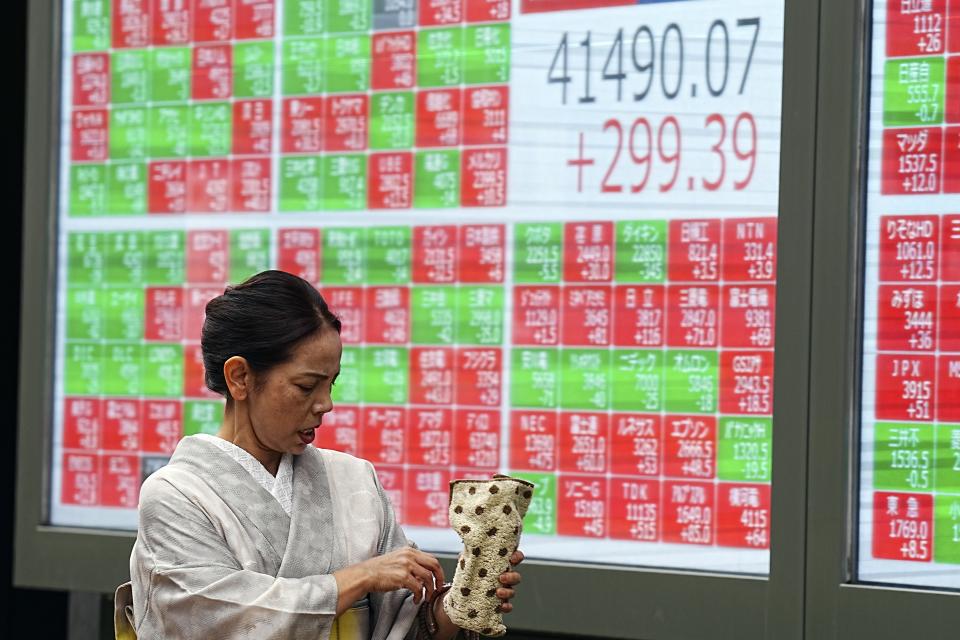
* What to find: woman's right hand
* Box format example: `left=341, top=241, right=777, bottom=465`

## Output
left=358, top=547, right=445, bottom=604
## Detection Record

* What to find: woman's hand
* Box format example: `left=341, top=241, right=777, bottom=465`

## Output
left=333, top=547, right=444, bottom=616
left=359, top=547, right=445, bottom=604
left=494, top=550, right=524, bottom=614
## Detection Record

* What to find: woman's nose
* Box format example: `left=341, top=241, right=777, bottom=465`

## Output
left=312, top=395, right=333, bottom=415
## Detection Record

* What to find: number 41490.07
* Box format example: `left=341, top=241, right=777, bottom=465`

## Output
left=548, top=18, right=761, bottom=106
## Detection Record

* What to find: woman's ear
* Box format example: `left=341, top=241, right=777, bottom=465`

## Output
left=223, top=356, right=251, bottom=401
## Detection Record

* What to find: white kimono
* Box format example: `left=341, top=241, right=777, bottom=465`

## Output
left=128, top=435, right=421, bottom=640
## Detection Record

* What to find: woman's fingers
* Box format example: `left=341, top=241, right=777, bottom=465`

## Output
left=409, top=563, right=435, bottom=601
left=402, top=549, right=445, bottom=604
left=403, top=575, right=424, bottom=604
left=509, top=550, right=525, bottom=566
left=498, top=571, right=522, bottom=586
left=415, top=549, right=445, bottom=586
left=362, top=547, right=450, bottom=602
left=497, top=570, right=520, bottom=607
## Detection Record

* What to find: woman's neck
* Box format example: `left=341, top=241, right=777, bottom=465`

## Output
left=217, top=403, right=282, bottom=476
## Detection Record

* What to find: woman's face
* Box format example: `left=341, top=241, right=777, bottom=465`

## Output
left=245, top=327, right=342, bottom=455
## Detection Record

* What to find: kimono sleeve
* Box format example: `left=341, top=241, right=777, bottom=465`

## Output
left=131, top=473, right=339, bottom=640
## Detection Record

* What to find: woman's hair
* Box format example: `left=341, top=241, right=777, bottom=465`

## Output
left=201, top=270, right=342, bottom=398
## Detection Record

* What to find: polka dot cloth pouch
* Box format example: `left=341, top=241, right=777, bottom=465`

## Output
left=443, top=474, right=534, bottom=637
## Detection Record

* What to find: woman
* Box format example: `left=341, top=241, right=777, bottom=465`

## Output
left=126, top=270, right=524, bottom=639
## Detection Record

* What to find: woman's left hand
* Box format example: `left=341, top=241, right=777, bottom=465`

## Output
left=495, top=550, right=524, bottom=614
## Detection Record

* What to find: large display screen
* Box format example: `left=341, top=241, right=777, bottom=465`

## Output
left=860, top=0, right=960, bottom=589
left=55, top=0, right=784, bottom=573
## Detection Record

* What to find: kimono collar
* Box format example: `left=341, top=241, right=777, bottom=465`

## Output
left=168, top=436, right=294, bottom=565
left=278, top=445, right=340, bottom=578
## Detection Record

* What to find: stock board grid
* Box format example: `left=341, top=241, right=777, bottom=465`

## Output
left=862, top=0, right=960, bottom=574
left=62, top=216, right=775, bottom=549
left=69, top=0, right=509, bottom=215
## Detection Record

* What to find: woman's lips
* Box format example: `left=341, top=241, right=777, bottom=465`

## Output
left=298, top=428, right=316, bottom=445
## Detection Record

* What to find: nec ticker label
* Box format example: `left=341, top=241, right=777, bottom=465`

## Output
left=55, top=0, right=783, bottom=574
left=860, top=0, right=960, bottom=590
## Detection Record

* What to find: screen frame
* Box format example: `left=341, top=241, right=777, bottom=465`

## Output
left=805, top=0, right=960, bottom=637
left=16, top=0, right=814, bottom=637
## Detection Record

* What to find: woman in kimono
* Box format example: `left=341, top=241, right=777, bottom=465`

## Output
left=127, top=270, right=524, bottom=639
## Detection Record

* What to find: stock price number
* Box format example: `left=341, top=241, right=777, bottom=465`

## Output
left=567, top=112, right=758, bottom=194
left=547, top=17, right=761, bottom=104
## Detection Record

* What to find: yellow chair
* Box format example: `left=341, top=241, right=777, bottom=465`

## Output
left=114, top=582, right=136, bottom=640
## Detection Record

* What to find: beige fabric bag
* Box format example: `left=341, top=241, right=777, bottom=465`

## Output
left=443, top=475, right=534, bottom=637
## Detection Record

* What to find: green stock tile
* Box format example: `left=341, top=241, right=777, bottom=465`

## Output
left=183, top=400, right=224, bottom=436
left=149, top=47, right=191, bottom=102
left=464, top=24, right=510, bottom=85
left=325, top=35, right=371, bottom=93
left=280, top=156, right=324, bottom=211
left=282, top=38, right=325, bottom=95
left=64, top=341, right=103, bottom=395
left=874, top=422, right=934, bottom=492
left=111, top=49, right=149, bottom=104
left=102, top=288, right=145, bottom=341
left=69, top=164, right=107, bottom=217
left=509, top=472, right=556, bottom=535
left=366, top=226, right=411, bottom=284
left=332, top=346, right=362, bottom=404
left=106, top=163, right=147, bottom=215
left=326, top=0, right=371, bottom=33
left=110, top=107, right=149, bottom=159
left=230, top=229, right=270, bottom=284
left=514, top=223, right=562, bottom=283
left=73, top=0, right=110, bottom=51
left=189, top=102, right=232, bottom=157
left=369, top=92, right=414, bottom=150
left=102, top=343, right=144, bottom=396
left=414, top=150, right=460, bottom=208
left=67, top=232, right=105, bottom=286
left=937, top=424, right=960, bottom=493
left=234, top=41, right=274, bottom=98
left=935, top=494, right=960, bottom=564
left=148, top=105, right=189, bottom=157
left=664, top=350, right=717, bottom=413
left=883, top=57, right=945, bottom=127
left=144, top=230, right=186, bottom=285
left=66, top=288, right=103, bottom=341
left=456, top=286, right=504, bottom=345
left=418, top=28, right=464, bottom=87
left=560, top=349, right=610, bottom=410
left=322, top=227, right=366, bottom=284
left=411, top=286, right=456, bottom=345
left=284, top=0, right=324, bottom=35
left=104, top=231, right=145, bottom=285
left=321, top=154, right=367, bottom=210
left=718, top=417, right=772, bottom=482
left=143, top=343, right=184, bottom=397
left=511, top=348, right=559, bottom=408
left=611, top=349, right=663, bottom=412
left=616, top=220, right=667, bottom=282
left=361, top=346, right=408, bottom=404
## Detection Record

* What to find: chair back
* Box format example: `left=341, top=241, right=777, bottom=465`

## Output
left=114, top=581, right=136, bottom=640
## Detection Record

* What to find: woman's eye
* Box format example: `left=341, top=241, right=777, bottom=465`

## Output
left=296, top=384, right=315, bottom=393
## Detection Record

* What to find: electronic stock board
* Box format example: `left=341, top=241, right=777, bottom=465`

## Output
left=58, top=0, right=784, bottom=573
